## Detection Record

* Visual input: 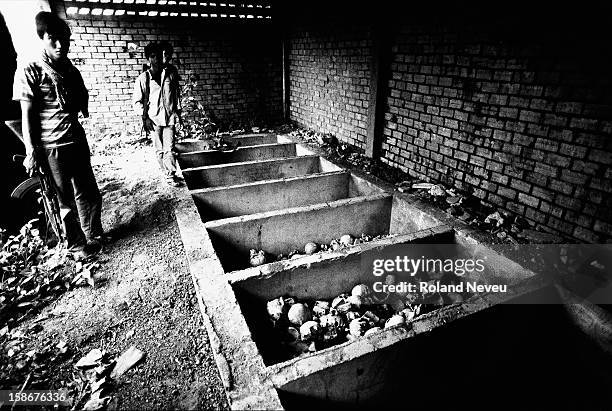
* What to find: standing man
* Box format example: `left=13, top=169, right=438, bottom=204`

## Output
left=159, top=40, right=183, bottom=128
left=133, top=42, right=183, bottom=186
left=13, top=12, right=103, bottom=258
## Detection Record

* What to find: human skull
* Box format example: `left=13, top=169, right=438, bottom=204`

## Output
left=331, top=294, right=352, bottom=313
left=312, top=300, right=330, bottom=317
left=299, top=321, right=320, bottom=341
left=266, top=297, right=286, bottom=323
left=384, top=314, right=406, bottom=328
left=349, top=318, right=369, bottom=338
left=364, top=326, right=382, bottom=337
left=304, top=242, right=318, bottom=255
left=339, top=234, right=353, bottom=247
left=288, top=303, right=312, bottom=326
left=351, top=284, right=372, bottom=299
left=319, top=313, right=346, bottom=342
left=347, top=294, right=364, bottom=310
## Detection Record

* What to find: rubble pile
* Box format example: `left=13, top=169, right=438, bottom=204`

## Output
left=70, top=346, right=145, bottom=410
left=248, top=233, right=390, bottom=267
left=0, top=222, right=101, bottom=328
left=1, top=221, right=102, bottom=402
left=0, top=327, right=71, bottom=392
left=399, top=182, right=564, bottom=244
left=283, top=125, right=567, bottom=244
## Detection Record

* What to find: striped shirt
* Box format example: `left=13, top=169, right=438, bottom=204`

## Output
left=13, top=61, right=86, bottom=148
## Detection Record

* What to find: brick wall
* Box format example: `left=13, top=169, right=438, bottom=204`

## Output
left=284, top=9, right=612, bottom=243
left=380, top=20, right=612, bottom=243
left=287, top=25, right=372, bottom=150
left=64, top=15, right=282, bottom=132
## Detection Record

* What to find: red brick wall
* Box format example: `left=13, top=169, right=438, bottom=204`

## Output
left=287, top=25, right=372, bottom=151
left=63, top=15, right=282, bottom=132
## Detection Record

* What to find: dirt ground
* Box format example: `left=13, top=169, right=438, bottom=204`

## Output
left=3, top=128, right=230, bottom=409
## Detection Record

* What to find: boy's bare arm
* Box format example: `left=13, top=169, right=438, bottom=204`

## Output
left=20, top=100, right=40, bottom=175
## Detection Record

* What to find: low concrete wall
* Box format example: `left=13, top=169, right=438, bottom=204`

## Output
left=175, top=134, right=280, bottom=153
left=191, top=171, right=351, bottom=222
left=178, top=143, right=297, bottom=169
left=230, top=226, right=453, bottom=302
left=205, top=194, right=393, bottom=272
left=173, top=191, right=283, bottom=410
left=182, top=155, right=323, bottom=189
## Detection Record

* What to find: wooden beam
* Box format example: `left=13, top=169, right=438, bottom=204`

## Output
left=365, top=24, right=390, bottom=159
left=281, top=37, right=289, bottom=121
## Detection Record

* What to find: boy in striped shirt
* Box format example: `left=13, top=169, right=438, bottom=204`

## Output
left=13, top=12, right=103, bottom=258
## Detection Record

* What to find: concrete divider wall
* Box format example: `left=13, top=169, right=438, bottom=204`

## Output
left=182, top=155, right=322, bottom=189
left=205, top=194, right=393, bottom=271
left=175, top=134, right=281, bottom=154
left=191, top=171, right=351, bottom=222
left=178, top=143, right=297, bottom=169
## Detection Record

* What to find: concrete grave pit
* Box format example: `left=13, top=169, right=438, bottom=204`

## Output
left=172, top=134, right=604, bottom=409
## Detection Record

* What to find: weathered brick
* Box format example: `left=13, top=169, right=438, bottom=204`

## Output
left=594, top=220, right=612, bottom=235
left=556, top=194, right=583, bottom=211
left=510, top=179, right=531, bottom=193
left=588, top=149, right=612, bottom=165
left=569, top=118, right=599, bottom=131
left=525, top=207, right=546, bottom=223
left=561, top=169, right=588, bottom=185
left=506, top=202, right=526, bottom=215
left=498, top=187, right=517, bottom=200
left=573, top=227, right=600, bottom=243
left=556, top=102, right=583, bottom=115
left=519, top=110, right=541, bottom=123
left=518, top=193, right=540, bottom=208
left=534, top=163, right=558, bottom=178
left=499, top=107, right=519, bottom=119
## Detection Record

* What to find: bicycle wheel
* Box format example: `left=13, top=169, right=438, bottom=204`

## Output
left=10, top=176, right=62, bottom=245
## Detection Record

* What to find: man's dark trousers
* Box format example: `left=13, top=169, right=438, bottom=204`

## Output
left=43, top=140, right=102, bottom=249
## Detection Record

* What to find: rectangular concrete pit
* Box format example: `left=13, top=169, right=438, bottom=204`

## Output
left=177, top=143, right=298, bottom=169
left=174, top=134, right=611, bottom=409
left=227, top=231, right=592, bottom=408
left=205, top=193, right=394, bottom=272
left=191, top=171, right=386, bottom=222
left=181, top=155, right=342, bottom=190
left=271, top=285, right=598, bottom=409
left=228, top=226, right=539, bottom=361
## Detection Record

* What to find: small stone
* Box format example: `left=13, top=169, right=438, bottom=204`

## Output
left=446, top=196, right=461, bottom=205
left=412, top=182, right=433, bottom=190
left=429, top=185, right=446, bottom=197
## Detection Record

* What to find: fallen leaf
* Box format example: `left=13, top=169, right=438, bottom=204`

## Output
left=90, top=376, right=111, bottom=393
left=75, top=349, right=104, bottom=369
left=83, top=396, right=110, bottom=411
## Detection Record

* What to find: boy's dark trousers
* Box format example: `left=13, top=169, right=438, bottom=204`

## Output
left=43, top=140, right=102, bottom=249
